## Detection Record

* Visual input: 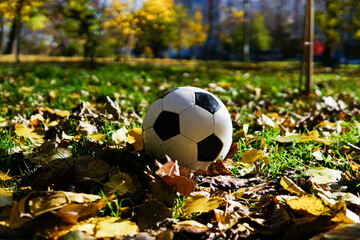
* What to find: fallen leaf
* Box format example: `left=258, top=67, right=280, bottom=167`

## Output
left=305, top=168, right=343, bottom=185
left=128, top=128, right=143, bottom=151
left=78, top=121, right=97, bottom=136
left=20, top=191, right=101, bottom=217
left=95, top=217, right=139, bottom=238
left=155, top=159, right=196, bottom=196
left=74, top=155, right=110, bottom=180
left=183, top=194, right=223, bottom=215
left=202, top=175, right=248, bottom=190
left=88, top=133, right=107, bottom=141
left=225, top=142, right=239, bottom=159
left=261, top=114, right=275, bottom=128
left=112, top=127, right=128, bottom=144
left=105, top=96, right=121, bottom=120
left=173, top=220, right=208, bottom=234
left=104, top=172, right=136, bottom=196
left=238, top=149, right=268, bottom=175
left=275, top=134, right=300, bottom=143
left=310, top=224, right=360, bottom=240
left=280, top=176, right=306, bottom=195
left=298, top=130, right=320, bottom=143
left=135, top=199, right=172, bottom=231
left=15, top=126, right=45, bottom=140
left=206, top=159, right=233, bottom=176
left=0, top=188, right=13, bottom=207
left=0, top=170, right=12, bottom=181
left=286, top=194, right=354, bottom=224
left=214, top=208, right=241, bottom=231
left=241, top=149, right=266, bottom=164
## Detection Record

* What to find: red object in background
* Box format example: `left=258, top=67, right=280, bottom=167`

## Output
left=313, top=40, right=325, bottom=56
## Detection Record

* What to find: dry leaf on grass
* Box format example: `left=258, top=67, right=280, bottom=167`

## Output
left=280, top=176, right=306, bottom=196
left=183, top=194, right=223, bottom=216
left=128, top=128, right=144, bottom=151
left=155, top=158, right=196, bottom=196
left=103, top=172, right=136, bottom=196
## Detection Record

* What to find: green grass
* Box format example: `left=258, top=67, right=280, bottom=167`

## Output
left=1, top=60, right=360, bottom=194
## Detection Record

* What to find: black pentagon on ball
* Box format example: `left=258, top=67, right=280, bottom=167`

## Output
left=197, top=134, right=223, bottom=162
left=153, top=111, right=180, bottom=141
left=195, top=92, right=220, bottom=114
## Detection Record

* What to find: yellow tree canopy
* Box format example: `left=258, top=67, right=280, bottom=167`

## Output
left=0, top=0, right=48, bottom=30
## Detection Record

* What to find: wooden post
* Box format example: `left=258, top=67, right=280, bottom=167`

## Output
left=305, top=0, right=314, bottom=94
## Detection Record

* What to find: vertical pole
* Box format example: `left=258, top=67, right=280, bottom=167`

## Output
left=305, top=0, right=314, bottom=94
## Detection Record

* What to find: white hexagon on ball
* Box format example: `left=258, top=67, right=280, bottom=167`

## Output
left=142, top=86, right=233, bottom=170
left=180, top=105, right=214, bottom=142
left=163, top=89, right=195, bottom=114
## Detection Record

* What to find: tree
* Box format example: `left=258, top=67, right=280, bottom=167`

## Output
left=346, top=0, right=360, bottom=39
left=261, top=0, right=300, bottom=59
left=219, top=9, right=271, bottom=60
left=0, top=0, right=47, bottom=55
left=251, top=13, right=271, bottom=52
left=188, top=10, right=208, bottom=48
left=133, top=0, right=180, bottom=57
left=218, top=8, right=244, bottom=59
left=61, top=0, right=104, bottom=66
left=102, top=0, right=137, bottom=59
left=315, top=0, right=345, bottom=67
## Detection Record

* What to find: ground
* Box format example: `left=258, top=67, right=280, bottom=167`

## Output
left=0, top=58, right=360, bottom=239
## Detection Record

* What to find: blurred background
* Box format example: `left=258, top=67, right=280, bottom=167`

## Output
left=0, top=0, right=359, bottom=67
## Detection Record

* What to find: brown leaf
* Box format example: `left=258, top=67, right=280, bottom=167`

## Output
left=19, top=191, right=101, bottom=217
left=173, top=220, right=208, bottom=234
left=135, top=199, right=172, bottom=231
left=103, top=172, right=137, bottom=196
left=311, top=224, right=360, bottom=240
left=74, top=155, right=110, bottom=180
left=105, top=96, right=121, bottom=120
left=202, top=175, right=248, bottom=190
left=55, top=198, right=107, bottom=224
left=155, top=159, right=196, bottom=196
left=206, top=159, right=233, bottom=176
left=225, top=142, right=239, bottom=159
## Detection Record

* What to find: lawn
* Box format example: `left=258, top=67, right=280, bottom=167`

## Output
left=0, top=59, right=360, bottom=239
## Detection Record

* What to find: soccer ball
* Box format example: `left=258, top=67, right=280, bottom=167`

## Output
left=142, top=86, right=233, bottom=170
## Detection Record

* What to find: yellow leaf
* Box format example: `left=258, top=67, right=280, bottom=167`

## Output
left=241, top=149, right=266, bottom=164
left=183, top=194, right=223, bottom=215
left=19, top=86, right=34, bottom=93
left=14, top=126, right=44, bottom=140
left=214, top=209, right=241, bottom=231
left=286, top=194, right=353, bottom=223
left=298, top=130, right=319, bottom=143
left=95, top=217, right=139, bottom=238
left=280, top=176, right=306, bottom=196
left=0, top=170, right=12, bottom=181
left=88, top=133, right=107, bottom=141
left=275, top=134, right=300, bottom=143
left=128, top=128, right=143, bottom=151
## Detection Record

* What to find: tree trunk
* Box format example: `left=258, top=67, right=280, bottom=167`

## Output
left=4, top=0, right=24, bottom=55
left=322, top=41, right=333, bottom=67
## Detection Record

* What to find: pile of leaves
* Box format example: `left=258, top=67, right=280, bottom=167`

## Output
left=1, top=65, right=360, bottom=239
